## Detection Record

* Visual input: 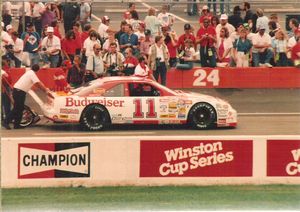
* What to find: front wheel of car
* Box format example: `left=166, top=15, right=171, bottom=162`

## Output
left=80, top=104, right=110, bottom=131
left=188, top=102, right=217, bottom=129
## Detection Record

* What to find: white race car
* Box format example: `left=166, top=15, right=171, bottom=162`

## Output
left=36, top=76, right=237, bottom=131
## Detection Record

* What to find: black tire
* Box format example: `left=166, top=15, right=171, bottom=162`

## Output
left=80, top=104, right=110, bottom=131
left=188, top=103, right=217, bottom=129
left=20, top=105, right=35, bottom=127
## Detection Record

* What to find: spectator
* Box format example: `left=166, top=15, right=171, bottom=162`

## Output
left=291, top=29, right=300, bottom=67
left=81, top=24, right=92, bottom=47
left=54, top=60, right=70, bottom=92
left=3, top=64, right=53, bottom=130
left=124, top=11, right=134, bottom=26
left=85, top=43, right=105, bottom=81
left=228, top=6, right=243, bottom=29
left=256, top=9, right=269, bottom=34
left=233, top=28, right=252, bottom=67
left=252, top=25, right=273, bottom=67
left=135, top=22, right=146, bottom=42
left=216, top=14, right=235, bottom=38
left=270, top=14, right=281, bottom=29
left=6, top=31, right=23, bottom=68
left=103, top=42, right=125, bottom=76
left=216, top=27, right=233, bottom=67
left=144, top=7, right=161, bottom=36
left=21, top=22, right=41, bottom=66
left=41, top=3, right=56, bottom=30
left=273, top=30, right=288, bottom=66
left=67, top=55, right=84, bottom=88
left=83, top=31, right=101, bottom=63
left=140, top=29, right=154, bottom=58
left=211, top=15, right=220, bottom=29
left=103, top=32, right=120, bottom=53
left=17, top=2, right=31, bottom=36
left=157, top=5, right=174, bottom=28
left=98, top=16, right=115, bottom=42
left=119, top=24, right=139, bottom=55
left=148, top=35, right=170, bottom=86
left=244, top=23, right=255, bottom=42
left=61, top=0, right=80, bottom=34
left=51, top=3, right=61, bottom=21
left=80, top=0, right=91, bottom=30
left=162, top=26, right=178, bottom=67
left=134, top=55, right=152, bottom=78
left=176, top=39, right=196, bottom=70
left=199, top=5, right=212, bottom=27
left=269, top=21, right=279, bottom=38
left=41, top=27, right=61, bottom=68
left=288, top=18, right=299, bottom=38
left=1, top=22, right=12, bottom=55
left=123, top=48, right=139, bottom=76
left=287, top=27, right=300, bottom=63
left=2, top=2, right=12, bottom=28
left=243, top=2, right=254, bottom=30
left=31, top=2, right=45, bottom=37
left=115, top=21, right=128, bottom=45
left=72, top=22, right=82, bottom=54
left=61, top=30, right=77, bottom=62
left=6, top=24, right=13, bottom=37
left=177, top=23, right=196, bottom=52
left=128, top=2, right=139, bottom=20
left=51, top=20, right=62, bottom=39
left=196, top=17, right=217, bottom=67
left=229, top=23, right=244, bottom=43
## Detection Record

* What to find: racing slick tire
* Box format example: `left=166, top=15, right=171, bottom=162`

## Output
left=80, top=104, right=110, bottom=131
left=188, top=102, right=217, bottom=129
left=19, top=105, right=36, bottom=127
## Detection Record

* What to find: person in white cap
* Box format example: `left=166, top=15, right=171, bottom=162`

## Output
left=199, top=5, right=212, bottom=27
left=6, top=31, right=24, bottom=68
left=215, top=14, right=235, bottom=38
left=256, top=8, right=269, bottom=34
left=252, top=24, right=273, bottom=67
left=97, top=16, right=115, bottom=41
left=1, top=22, right=13, bottom=55
left=6, top=25, right=13, bottom=36
left=41, top=26, right=61, bottom=68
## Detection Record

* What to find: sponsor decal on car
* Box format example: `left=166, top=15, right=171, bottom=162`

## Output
left=60, top=108, right=80, bottom=114
left=18, top=143, right=90, bottom=179
left=267, top=140, right=300, bottom=176
left=65, top=97, right=124, bottom=107
left=140, top=140, right=252, bottom=177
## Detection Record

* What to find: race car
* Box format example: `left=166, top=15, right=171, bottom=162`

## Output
left=39, top=76, right=237, bottom=130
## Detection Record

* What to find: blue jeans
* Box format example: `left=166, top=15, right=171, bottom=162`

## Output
left=252, top=48, right=273, bottom=67
left=154, top=62, right=167, bottom=86
left=42, top=53, right=60, bottom=68
left=29, top=52, right=40, bottom=66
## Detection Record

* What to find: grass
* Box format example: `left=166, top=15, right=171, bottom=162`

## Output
left=2, top=185, right=300, bottom=211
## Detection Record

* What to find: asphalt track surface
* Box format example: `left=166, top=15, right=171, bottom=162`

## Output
left=2, top=89, right=300, bottom=137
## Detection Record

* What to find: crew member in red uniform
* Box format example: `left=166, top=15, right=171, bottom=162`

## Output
left=54, top=60, right=71, bottom=92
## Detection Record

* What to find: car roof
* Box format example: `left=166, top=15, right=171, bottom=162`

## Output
left=99, top=76, right=153, bottom=84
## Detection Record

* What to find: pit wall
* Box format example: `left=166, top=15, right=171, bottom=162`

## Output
left=1, top=136, right=300, bottom=188
left=9, top=67, right=300, bottom=90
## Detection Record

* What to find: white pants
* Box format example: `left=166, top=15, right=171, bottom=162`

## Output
left=236, top=52, right=249, bottom=67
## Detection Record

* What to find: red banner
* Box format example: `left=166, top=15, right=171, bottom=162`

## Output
left=140, top=140, right=253, bottom=177
left=267, top=140, right=300, bottom=177
left=166, top=67, right=300, bottom=88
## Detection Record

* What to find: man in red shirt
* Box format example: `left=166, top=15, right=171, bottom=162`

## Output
left=199, top=5, right=212, bottom=27
left=196, top=17, right=217, bottom=67
left=177, top=23, right=196, bottom=52
left=291, top=29, right=300, bottom=67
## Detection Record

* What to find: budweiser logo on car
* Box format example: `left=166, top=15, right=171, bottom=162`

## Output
left=140, top=140, right=252, bottom=177
left=18, top=143, right=90, bottom=179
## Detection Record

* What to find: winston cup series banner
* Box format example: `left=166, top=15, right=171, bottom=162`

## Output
left=140, top=140, right=253, bottom=177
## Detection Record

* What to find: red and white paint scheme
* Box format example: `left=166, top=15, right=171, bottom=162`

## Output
left=33, top=76, right=237, bottom=131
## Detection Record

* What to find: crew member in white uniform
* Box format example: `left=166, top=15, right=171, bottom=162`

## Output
left=3, top=64, right=53, bottom=130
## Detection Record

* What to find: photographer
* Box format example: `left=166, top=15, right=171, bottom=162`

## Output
left=148, top=35, right=170, bottom=85
left=103, top=42, right=125, bottom=76
left=41, top=27, right=61, bottom=68
left=85, top=43, right=105, bottom=82
left=5, top=31, right=23, bottom=68
left=162, top=26, right=178, bottom=67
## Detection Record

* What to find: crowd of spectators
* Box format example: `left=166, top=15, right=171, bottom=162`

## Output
left=1, top=1, right=300, bottom=89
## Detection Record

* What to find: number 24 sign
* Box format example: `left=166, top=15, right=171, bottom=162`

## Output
left=193, top=69, right=220, bottom=87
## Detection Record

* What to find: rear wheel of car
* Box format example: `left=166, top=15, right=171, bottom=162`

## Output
left=80, top=104, right=110, bottom=131
left=188, top=102, right=217, bottom=129
left=20, top=106, right=35, bottom=127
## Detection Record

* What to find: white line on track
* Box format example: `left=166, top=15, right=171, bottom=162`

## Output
left=33, top=132, right=155, bottom=136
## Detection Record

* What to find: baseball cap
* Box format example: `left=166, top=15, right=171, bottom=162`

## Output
left=184, top=23, right=191, bottom=30
left=145, top=29, right=151, bottom=36
left=26, top=22, right=34, bottom=28
left=103, top=16, right=110, bottom=21
left=243, top=23, right=249, bottom=29
left=220, top=14, right=228, bottom=20
left=6, top=25, right=12, bottom=31
left=202, top=5, right=209, bottom=10
left=47, top=26, right=54, bottom=33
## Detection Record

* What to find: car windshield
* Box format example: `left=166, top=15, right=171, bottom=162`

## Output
left=151, top=80, right=177, bottom=95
